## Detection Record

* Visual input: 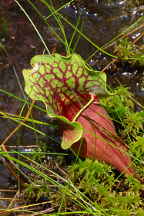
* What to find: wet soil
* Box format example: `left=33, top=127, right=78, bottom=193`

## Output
left=0, top=0, right=144, bottom=211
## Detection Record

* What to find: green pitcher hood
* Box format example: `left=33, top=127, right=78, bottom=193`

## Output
left=23, top=53, right=107, bottom=115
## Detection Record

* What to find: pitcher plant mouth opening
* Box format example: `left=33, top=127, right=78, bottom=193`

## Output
left=23, top=52, right=135, bottom=176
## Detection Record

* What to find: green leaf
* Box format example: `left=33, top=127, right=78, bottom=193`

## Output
left=61, top=121, right=83, bottom=150
left=48, top=114, right=83, bottom=150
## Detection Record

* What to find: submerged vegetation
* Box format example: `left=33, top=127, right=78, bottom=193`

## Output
left=0, top=0, right=144, bottom=215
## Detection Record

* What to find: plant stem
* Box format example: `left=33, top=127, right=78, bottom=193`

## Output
left=72, top=94, right=95, bottom=122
